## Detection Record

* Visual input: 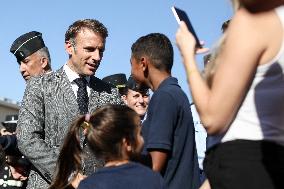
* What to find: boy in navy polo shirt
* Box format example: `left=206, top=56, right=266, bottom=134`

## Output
left=130, top=33, right=200, bottom=189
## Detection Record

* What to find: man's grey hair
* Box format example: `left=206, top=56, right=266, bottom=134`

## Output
left=36, top=46, right=51, bottom=70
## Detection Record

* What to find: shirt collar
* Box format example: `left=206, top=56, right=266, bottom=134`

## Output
left=63, top=64, right=90, bottom=83
left=157, top=76, right=179, bottom=90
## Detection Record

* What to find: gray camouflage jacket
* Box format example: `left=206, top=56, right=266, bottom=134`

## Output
left=17, top=67, right=122, bottom=189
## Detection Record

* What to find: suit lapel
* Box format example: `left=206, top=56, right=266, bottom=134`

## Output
left=56, top=67, right=79, bottom=117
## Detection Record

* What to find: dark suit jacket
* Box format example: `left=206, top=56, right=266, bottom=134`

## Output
left=16, top=67, right=122, bottom=189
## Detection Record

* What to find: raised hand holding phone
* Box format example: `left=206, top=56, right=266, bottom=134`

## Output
left=176, top=21, right=197, bottom=64
left=171, top=6, right=202, bottom=48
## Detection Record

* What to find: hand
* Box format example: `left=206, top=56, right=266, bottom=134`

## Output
left=199, top=179, right=211, bottom=189
left=0, top=128, right=14, bottom=136
left=71, top=173, right=86, bottom=188
left=196, top=41, right=210, bottom=54
left=9, top=165, right=28, bottom=181
left=176, top=22, right=209, bottom=57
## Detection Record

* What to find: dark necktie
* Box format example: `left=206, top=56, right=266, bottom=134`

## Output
left=74, top=77, right=89, bottom=114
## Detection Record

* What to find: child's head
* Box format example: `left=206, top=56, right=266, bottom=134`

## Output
left=85, top=104, right=144, bottom=161
left=50, top=105, right=143, bottom=189
left=130, top=33, right=173, bottom=84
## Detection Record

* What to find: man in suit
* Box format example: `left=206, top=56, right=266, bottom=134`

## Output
left=16, top=19, right=122, bottom=189
left=0, top=31, right=53, bottom=189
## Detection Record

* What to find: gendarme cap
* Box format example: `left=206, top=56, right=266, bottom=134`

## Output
left=127, top=75, right=149, bottom=94
left=102, top=73, right=127, bottom=89
left=1, top=114, right=18, bottom=126
left=10, top=31, right=45, bottom=63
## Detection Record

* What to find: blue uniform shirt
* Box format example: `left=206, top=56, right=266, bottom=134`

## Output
left=78, top=162, right=166, bottom=189
left=142, top=77, right=200, bottom=189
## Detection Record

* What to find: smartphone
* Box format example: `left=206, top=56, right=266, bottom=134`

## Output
left=171, top=6, right=202, bottom=48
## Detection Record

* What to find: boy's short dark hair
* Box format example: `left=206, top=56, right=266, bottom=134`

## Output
left=131, top=33, right=173, bottom=73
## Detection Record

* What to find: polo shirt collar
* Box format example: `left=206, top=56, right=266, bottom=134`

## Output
left=157, top=76, right=179, bottom=89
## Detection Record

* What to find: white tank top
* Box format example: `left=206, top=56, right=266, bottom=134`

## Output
left=222, top=6, right=284, bottom=146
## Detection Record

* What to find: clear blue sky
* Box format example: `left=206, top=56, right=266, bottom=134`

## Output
left=0, top=0, right=233, bottom=102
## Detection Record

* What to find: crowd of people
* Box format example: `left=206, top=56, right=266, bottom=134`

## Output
left=0, top=0, right=283, bottom=189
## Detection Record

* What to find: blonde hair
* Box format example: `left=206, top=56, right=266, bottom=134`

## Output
left=203, top=35, right=227, bottom=87
left=203, top=0, right=241, bottom=87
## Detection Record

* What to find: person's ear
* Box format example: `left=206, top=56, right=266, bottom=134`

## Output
left=40, top=57, right=48, bottom=70
left=121, top=95, right=128, bottom=105
left=65, top=40, right=74, bottom=55
left=122, top=138, right=132, bottom=152
left=140, top=57, right=148, bottom=72
left=140, top=57, right=149, bottom=79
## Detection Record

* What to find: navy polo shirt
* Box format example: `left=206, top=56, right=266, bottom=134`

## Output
left=78, top=162, right=166, bottom=189
left=142, top=77, right=200, bottom=189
